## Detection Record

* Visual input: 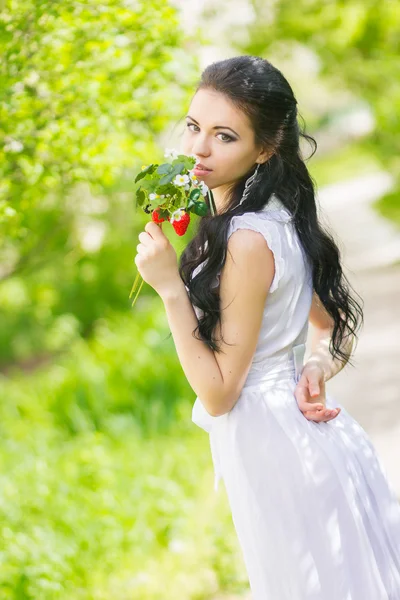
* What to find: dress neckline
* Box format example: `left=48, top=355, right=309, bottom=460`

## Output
left=260, top=193, right=287, bottom=213
left=257, top=193, right=292, bottom=223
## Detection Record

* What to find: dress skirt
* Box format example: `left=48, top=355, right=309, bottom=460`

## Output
left=192, top=344, right=400, bottom=599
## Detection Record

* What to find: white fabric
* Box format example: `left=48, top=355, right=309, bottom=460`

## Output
left=189, top=193, right=400, bottom=599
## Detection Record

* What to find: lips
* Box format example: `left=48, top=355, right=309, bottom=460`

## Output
left=195, top=163, right=212, bottom=171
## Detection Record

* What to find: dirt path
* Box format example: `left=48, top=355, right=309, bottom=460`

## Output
left=315, top=171, right=400, bottom=497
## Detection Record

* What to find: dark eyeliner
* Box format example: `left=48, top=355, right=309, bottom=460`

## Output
left=186, top=122, right=235, bottom=142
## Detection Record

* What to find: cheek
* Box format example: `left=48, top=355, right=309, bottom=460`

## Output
left=233, top=147, right=256, bottom=173
left=219, top=147, right=248, bottom=173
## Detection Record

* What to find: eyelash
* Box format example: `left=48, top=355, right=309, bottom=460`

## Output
left=186, top=122, right=235, bottom=143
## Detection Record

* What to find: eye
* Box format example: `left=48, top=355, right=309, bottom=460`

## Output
left=186, top=122, right=234, bottom=143
left=218, top=132, right=234, bottom=143
left=186, top=122, right=200, bottom=133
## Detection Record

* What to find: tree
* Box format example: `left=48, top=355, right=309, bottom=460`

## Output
left=0, top=0, right=200, bottom=364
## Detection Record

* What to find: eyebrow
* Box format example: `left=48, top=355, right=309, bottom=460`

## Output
left=185, top=115, right=240, bottom=138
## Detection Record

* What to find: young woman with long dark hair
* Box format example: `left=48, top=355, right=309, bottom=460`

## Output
left=135, top=56, right=400, bottom=599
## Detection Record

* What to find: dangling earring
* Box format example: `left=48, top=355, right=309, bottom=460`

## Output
left=207, top=189, right=216, bottom=216
left=238, top=163, right=261, bottom=207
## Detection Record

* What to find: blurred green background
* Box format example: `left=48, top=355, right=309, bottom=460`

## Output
left=1, top=1, right=399, bottom=598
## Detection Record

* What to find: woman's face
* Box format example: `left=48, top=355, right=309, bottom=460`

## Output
left=180, top=88, right=269, bottom=212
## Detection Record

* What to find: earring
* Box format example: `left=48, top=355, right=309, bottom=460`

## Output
left=238, top=163, right=261, bottom=207
left=207, top=189, right=216, bottom=216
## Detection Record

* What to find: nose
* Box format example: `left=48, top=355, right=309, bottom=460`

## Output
left=190, top=133, right=211, bottom=158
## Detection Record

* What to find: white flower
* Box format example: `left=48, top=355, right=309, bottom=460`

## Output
left=170, top=208, right=186, bottom=223
left=173, top=173, right=189, bottom=186
left=198, top=181, right=209, bottom=196
left=149, top=193, right=161, bottom=200
left=188, top=171, right=198, bottom=184
left=164, top=147, right=179, bottom=159
left=4, top=139, right=24, bottom=153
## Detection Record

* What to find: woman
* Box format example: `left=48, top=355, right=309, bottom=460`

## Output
left=135, top=56, right=400, bottom=599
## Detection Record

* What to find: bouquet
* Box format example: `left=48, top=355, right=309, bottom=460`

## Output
left=129, top=147, right=214, bottom=307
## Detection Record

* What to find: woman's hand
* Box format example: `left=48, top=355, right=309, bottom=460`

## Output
left=295, top=362, right=341, bottom=422
left=135, top=221, right=181, bottom=298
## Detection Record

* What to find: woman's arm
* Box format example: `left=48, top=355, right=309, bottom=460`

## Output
left=161, top=278, right=226, bottom=416
left=161, top=229, right=275, bottom=417
left=294, top=292, right=352, bottom=421
left=306, top=291, right=355, bottom=382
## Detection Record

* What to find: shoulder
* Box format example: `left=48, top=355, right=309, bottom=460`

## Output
left=225, top=210, right=287, bottom=294
left=222, top=227, right=275, bottom=304
left=226, top=225, right=274, bottom=266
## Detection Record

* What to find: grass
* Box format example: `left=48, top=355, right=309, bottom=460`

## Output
left=0, top=303, right=249, bottom=599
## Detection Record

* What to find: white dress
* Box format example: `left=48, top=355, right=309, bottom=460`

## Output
left=189, top=194, right=400, bottom=600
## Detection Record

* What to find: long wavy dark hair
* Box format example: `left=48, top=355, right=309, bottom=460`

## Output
left=177, top=55, right=363, bottom=366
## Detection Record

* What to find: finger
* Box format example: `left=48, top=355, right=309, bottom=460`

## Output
left=304, top=411, right=329, bottom=422
left=296, top=397, right=325, bottom=413
left=309, top=384, right=320, bottom=397
left=295, top=388, right=324, bottom=410
left=138, top=232, right=153, bottom=246
left=145, top=220, right=164, bottom=239
left=305, top=408, right=341, bottom=422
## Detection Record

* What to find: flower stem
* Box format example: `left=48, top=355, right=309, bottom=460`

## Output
left=130, top=277, right=145, bottom=307
left=129, top=270, right=142, bottom=299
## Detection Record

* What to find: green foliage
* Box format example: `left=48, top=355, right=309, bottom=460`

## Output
left=0, top=427, right=248, bottom=598
left=134, top=164, right=158, bottom=183
left=132, top=153, right=209, bottom=225
left=1, top=0, right=191, bottom=237
left=219, top=0, right=400, bottom=217
left=0, top=301, right=249, bottom=599
left=0, top=298, right=190, bottom=436
left=309, top=138, right=381, bottom=186
left=0, top=0, right=200, bottom=364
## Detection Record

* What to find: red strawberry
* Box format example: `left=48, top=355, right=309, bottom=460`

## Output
left=171, top=209, right=190, bottom=236
left=152, top=209, right=169, bottom=224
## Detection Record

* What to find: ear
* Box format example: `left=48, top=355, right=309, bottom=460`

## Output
left=256, top=148, right=273, bottom=165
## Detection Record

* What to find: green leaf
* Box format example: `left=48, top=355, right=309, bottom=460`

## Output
left=192, top=201, right=209, bottom=216
left=189, top=188, right=201, bottom=201
left=134, top=164, right=156, bottom=183
left=170, top=162, right=185, bottom=175
left=156, top=163, right=174, bottom=175
left=136, top=188, right=145, bottom=206
left=173, top=155, right=196, bottom=170
left=159, top=173, right=177, bottom=185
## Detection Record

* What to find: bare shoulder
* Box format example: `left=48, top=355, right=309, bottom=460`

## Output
left=224, top=227, right=275, bottom=297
